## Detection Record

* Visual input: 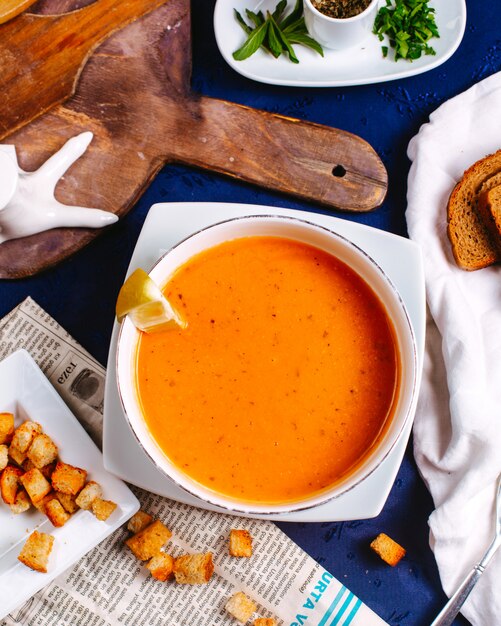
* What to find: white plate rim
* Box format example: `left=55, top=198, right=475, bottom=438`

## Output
left=213, top=0, right=467, bottom=87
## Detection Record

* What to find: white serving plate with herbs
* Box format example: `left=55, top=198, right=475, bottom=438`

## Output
left=214, top=0, right=466, bottom=87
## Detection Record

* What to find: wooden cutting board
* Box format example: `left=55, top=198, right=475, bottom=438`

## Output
left=0, top=0, right=388, bottom=279
left=0, top=0, right=171, bottom=137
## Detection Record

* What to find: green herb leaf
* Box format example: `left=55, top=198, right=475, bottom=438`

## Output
left=232, top=0, right=322, bottom=64
left=267, top=16, right=284, bottom=57
left=269, top=13, right=299, bottom=63
left=234, top=9, right=252, bottom=35
left=286, top=32, right=324, bottom=56
left=232, top=19, right=269, bottom=60
left=282, top=16, right=307, bottom=34
left=280, top=0, right=303, bottom=30
left=245, top=8, right=265, bottom=28
left=272, top=0, right=288, bottom=21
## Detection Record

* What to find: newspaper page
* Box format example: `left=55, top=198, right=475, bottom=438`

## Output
left=0, top=297, right=387, bottom=626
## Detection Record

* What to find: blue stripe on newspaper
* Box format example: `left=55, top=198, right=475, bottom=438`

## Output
left=343, top=598, right=362, bottom=626
left=318, top=587, right=347, bottom=626
left=329, top=591, right=353, bottom=625
left=319, top=590, right=363, bottom=626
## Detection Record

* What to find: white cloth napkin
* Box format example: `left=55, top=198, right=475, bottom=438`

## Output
left=406, top=71, right=501, bottom=626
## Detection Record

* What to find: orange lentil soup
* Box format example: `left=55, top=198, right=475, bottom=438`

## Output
left=136, top=236, right=399, bottom=504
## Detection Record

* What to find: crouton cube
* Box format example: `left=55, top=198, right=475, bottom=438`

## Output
left=21, top=468, right=51, bottom=503
left=125, top=520, right=172, bottom=560
left=370, top=533, right=406, bottom=567
left=10, top=489, right=31, bottom=514
left=40, top=461, right=57, bottom=481
left=146, top=553, right=175, bottom=581
left=0, top=413, right=14, bottom=445
left=22, top=458, right=34, bottom=472
left=11, top=421, right=42, bottom=453
left=27, top=434, right=58, bottom=469
left=173, top=553, right=214, bottom=585
left=18, top=531, right=54, bottom=573
left=45, top=498, right=71, bottom=527
left=23, top=458, right=57, bottom=480
left=75, top=481, right=102, bottom=510
left=91, top=498, right=117, bottom=521
left=55, top=490, right=79, bottom=514
left=33, top=492, right=56, bottom=515
left=22, top=458, right=56, bottom=480
left=51, top=461, right=87, bottom=495
left=8, top=443, right=26, bottom=466
left=225, top=592, right=257, bottom=623
left=127, top=510, right=153, bottom=534
left=253, top=619, right=277, bottom=626
left=229, top=529, right=253, bottom=558
left=1, top=465, right=23, bottom=504
left=0, top=444, right=8, bottom=471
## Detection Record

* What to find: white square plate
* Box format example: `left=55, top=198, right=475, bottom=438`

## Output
left=0, top=350, right=139, bottom=621
left=214, top=0, right=466, bottom=87
left=103, top=202, right=425, bottom=521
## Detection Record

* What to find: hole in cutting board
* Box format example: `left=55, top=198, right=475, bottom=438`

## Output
left=332, top=165, right=347, bottom=178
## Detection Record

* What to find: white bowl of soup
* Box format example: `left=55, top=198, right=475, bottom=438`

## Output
left=116, top=215, right=418, bottom=515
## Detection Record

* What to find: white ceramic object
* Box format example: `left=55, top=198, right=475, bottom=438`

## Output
left=0, top=132, right=118, bottom=244
left=214, top=0, right=467, bottom=87
left=115, top=213, right=419, bottom=516
left=0, top=350, right=139, bottom=621
left=303, top=0, right=379, bottom=50
left=104, top=202, right=425, bottom=522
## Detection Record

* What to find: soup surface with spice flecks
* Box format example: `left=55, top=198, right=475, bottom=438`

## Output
left=136, top=236, right=399, bottom=504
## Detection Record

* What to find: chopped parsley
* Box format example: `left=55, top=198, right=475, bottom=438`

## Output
left=373, top=0, right=440, bottom=61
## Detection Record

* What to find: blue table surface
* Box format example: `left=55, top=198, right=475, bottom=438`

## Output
left=1, top=2, right=500, bottom=625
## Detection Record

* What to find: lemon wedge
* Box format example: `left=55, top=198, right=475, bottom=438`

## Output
left=116, top=268, right=187, bottom=333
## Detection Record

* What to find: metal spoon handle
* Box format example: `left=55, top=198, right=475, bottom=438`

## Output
left=430, top=533, right=501, bottom=626
left=430, top=565, right=484, bottom=626
left=431, top=474, right=501, bottom=626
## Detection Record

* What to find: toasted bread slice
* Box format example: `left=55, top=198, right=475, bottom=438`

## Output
left=477, top=184, right=501, bottom=250
left=447, top=150, right=501, bottom=270
left=478, top=170, right=501, bottom=196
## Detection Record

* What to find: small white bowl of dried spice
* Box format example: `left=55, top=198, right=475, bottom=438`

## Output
left=303, top=0, right=379, bottom=50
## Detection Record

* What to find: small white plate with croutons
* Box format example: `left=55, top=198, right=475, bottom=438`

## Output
left=0, top=349, right=139, bottom=621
